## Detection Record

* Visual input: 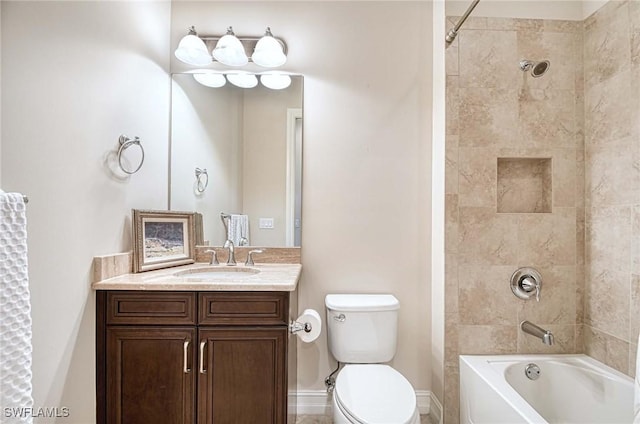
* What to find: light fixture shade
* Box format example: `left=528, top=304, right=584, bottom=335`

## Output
left=227, top=73, right=258, bottom=88
left=175, top=27, right=211, bottom=66
left=252, top=28, right=287, bottom=67
left=260, top=73, right=291, bottom=90
left=193, top=73, right=226, bottom=88
left=212, top=27, right=248, bottom=67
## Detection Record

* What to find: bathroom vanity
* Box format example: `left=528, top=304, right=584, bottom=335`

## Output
left=93, top=260, right=301, bottom=424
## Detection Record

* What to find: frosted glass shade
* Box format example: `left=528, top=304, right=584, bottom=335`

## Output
left=252, top=34, right=286, bottom=67
left=175, top=34, right=211, bottom=66
left=260, top=73, right=291, bottom=90
left=227, top=73, right=258, bottom=88
left=193, top=73, right=226, bottom=88
left=212, top=30, right=248, bottom=67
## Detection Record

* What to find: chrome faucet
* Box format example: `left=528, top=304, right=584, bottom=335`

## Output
left=223, top=239, right=236, bottom=265
left=520, top=321, right=554, bottom=345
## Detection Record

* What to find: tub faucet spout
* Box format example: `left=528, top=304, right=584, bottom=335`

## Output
left=520, top=320, right=554, bottom=346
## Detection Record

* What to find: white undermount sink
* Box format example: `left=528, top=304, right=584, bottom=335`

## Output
left=173, top=266, right=260, bottom=281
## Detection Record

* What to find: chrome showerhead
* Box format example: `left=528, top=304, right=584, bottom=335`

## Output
left=520, top=59, right=550, bottom=77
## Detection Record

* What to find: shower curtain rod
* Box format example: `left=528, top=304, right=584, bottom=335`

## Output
left=445, top=0, right=480, bottom=46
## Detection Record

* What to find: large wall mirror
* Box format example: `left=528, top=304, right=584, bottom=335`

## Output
left=170, top=74, right=303, bottom=247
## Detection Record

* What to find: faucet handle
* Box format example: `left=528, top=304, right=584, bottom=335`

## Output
left=511, top=267, right=543, bottom=302
left=521, top=277, right=541, bottom=302
left=205, top=249, right=219, bottom=265
left=245, top=249, right=264, bottom=266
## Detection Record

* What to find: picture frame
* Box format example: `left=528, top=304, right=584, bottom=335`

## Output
left=132, top=209, right=196, bottom=272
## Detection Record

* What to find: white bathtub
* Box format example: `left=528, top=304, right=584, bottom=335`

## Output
left=460, top=354, right=634, bottom=424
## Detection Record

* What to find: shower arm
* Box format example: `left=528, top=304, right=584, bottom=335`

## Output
left=445, top=0, right=480, bottom=45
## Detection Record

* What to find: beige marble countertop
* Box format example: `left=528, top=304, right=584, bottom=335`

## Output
left=92, top=262, right=302, bottom=292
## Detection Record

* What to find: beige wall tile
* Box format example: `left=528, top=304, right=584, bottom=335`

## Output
left=444, top=364, right=460, bottom=424
left=576, top=262, right=585, bottom=323
left=459, top=29, right=518, bottom=88
left=518, top=88, right=576, bottom=148
left=586, top=70, right=640, bottom=146
left=445, top=254, right=459, bottom=315
left=584, top=325, right=630, bottom=375
left=446, top=76, right=459, bottom=135
left=459, top=207, right=519, bottom=265
left=518, top=266, right=576, bottom=325
left=631, top=0, right=640, bottom=66
left=631, top=275, right=640, bottom=345
left=445, top=314, right=459, bottom=367
left=584, top=2, right=631, bottom=86
left=587, top=206, right=632, bottom=275
left=543, top=20, right=581, bottom=33
left=446, top=37, right=459, bottom=76
left=459, top=148, right=497, bottom=207
left=517, top=208, right=577, bottom=266
left=585, top=268, right=630, bottom=340
left=458, top=325, right=517, bottom=354
left=586, top=137, right=640, bottom=207
left=576, top=323, right=585, bottom=352
left=459, top=88, right=519, bottom=147
left=445, top=194, right=459, bottom=253
left=458, top=265, right=518, bottom=325
left=630, top=343, right=638, bottom=378
left=634, top=206, right=640, bottom=274
left=445, top=135, right=459, bottom=194
left=553, top=148, right=577, bottom=208
left=517, top=324, right=576, bottom=354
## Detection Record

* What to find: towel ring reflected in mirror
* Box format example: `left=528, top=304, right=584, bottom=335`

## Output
left=117, top=135, right=145, bottom=174
left=195, top=167, right=208, bottom=193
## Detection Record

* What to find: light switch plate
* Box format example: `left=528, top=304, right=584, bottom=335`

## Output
left=259, top=218, right=274, bottom=229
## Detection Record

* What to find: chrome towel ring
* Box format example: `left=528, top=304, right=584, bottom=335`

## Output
left=195, top=168, right=208, bottom=193
left=118, top=135, right=145, bottom=174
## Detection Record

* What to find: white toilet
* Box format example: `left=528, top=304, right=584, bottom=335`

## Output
left=325, top=294, right=420, bottom=424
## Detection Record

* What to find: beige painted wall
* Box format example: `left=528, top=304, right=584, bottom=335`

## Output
left=171, top=1, right=434, bottom=394
left=1, top=2, right=170, bottom=422
left=583, top=0, right=640, bottom=377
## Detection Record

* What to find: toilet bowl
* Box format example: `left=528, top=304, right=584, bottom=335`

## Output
left=332, top=364, right=420, bottom=424
left=325, top=294, right=421, bottom=424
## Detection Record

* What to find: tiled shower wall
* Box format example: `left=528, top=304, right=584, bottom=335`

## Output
left=583, top=0, right=640, bottom=378
left=444, top=16, right=585, bottom=424
left=445, top=2, right=640, bottom=422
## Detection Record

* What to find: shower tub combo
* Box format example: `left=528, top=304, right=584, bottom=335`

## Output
left=460, top=354, right=634, bottom=423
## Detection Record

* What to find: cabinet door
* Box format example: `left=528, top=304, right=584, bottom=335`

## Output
left=106, top=327, right=196, bottom=424
left=197, top=327, right=287, bottom=424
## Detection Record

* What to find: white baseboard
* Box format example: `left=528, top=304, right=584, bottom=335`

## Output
left=295, top=389, right=439, bottom=418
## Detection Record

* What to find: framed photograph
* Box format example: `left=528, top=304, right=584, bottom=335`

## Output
left=132, top=209, right=196, bottom=272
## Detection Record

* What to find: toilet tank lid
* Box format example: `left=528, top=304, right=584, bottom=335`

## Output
left=325, top=294, right=399, bottom=312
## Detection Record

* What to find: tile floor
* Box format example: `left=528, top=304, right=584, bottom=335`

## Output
left=296, top=414, right=437, bottom=424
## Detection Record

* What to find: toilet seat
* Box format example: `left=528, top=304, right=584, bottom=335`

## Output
left=334, top=364, right=417, bottom=424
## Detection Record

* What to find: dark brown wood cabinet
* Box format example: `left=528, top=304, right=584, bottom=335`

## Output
left=96, top=291, right=294, bottom=424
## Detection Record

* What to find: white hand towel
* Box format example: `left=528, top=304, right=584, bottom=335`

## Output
left=228, top=214, right=249, bottom=246
left=0, top=193, right=33, bottom=424
left=635, top=332, right=640, bottom=423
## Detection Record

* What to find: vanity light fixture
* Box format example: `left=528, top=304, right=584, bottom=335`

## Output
left=174, top=25, right=288, bottom=68
left=212, top=27, right=249, bottom=67
left=252, top=27, right=287, bottom=68
left=260, top=73, right=292, bottom=90
left=226, top=72, right=258, bottom=88
left=174, top=26, right=212, bottom=66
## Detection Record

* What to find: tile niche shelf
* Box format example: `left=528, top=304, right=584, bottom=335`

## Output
left=497, top=157, right=552, bottom=213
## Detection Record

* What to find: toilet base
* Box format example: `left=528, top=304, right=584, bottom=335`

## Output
left=331, top=391, right=421, bottom=424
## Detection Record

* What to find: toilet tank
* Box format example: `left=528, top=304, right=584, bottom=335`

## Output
left=325, top=294, right=399, bottom=363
